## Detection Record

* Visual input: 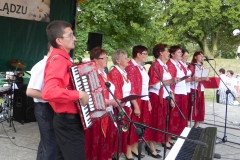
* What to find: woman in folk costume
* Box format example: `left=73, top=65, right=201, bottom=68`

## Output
left=125, top=45, right=152, bottom=160
left=108, top=49, right=138, bottom=159
left=166, top=46, right=188, bottom=137
left=148, top=43, right=177, bottom=156
left=84, top=47, right=118, bottom=160
left=180, top=49, right=193, bottom=121
left=188, top=51, right=209, bottom=128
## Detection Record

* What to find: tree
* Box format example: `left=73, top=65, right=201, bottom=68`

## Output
left=159, top=0, right=240, bottom=57
left=74, top=0, right=162, bottom=60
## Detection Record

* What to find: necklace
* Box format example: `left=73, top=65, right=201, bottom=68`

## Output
left=163, top=65, right=169, bottom=72
left=100, top=73, right=109, bottom=82
left=137, top=65, right=144, bottom=71
left=122, top=74, right=129, bottom=83
left=176, top=62, right=182, bottom=70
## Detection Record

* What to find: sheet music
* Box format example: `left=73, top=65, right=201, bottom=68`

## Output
left=179, top=75, right=190, bottom=82
left=165, top=127, right=191, bottom=160
left=120, top=95, right=147, bottom=103
left=195, top=68, right=209, bottom=78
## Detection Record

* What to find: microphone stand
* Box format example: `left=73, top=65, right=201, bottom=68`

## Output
left=189, top=63, right=197, bottom=128
left=204, top=59, right=240, bottom=145
left=105, top=82, right=153, bottom=160
left=9, top=78, right=17, bottom=132
left=148, top=63, right=186, bottom=159
left=121, top=118, right=207, bottom=147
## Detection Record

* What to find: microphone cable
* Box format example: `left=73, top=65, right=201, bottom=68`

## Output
left=1, top=121, right=38, bottom=152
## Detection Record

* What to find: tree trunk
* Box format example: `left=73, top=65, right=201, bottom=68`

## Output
left=203, top=37, right=211, bottom=57
left=212, top=32, right=218, bottom=58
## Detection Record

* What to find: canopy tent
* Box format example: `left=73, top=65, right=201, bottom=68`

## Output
left=0, top=0, right=77, bottom=72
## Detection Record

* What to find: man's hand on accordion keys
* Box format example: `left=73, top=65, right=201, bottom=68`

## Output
left=79, top=91, right=89, bottom=106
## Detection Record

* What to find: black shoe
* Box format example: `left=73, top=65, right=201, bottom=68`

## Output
left=131, top=151, right=145, bottom=158
left=171, top=136, right=177, bottom=140
left=147, top=152, right=162, bottom=159
left=162, top=143, right=172, bottom=150
left=144, top=145, right=162, bottom=158
left=169, top=142, right=175, bottom=146
left=156, top=148, right=161, bottom=153
left=144, top=145, right=161, bottom=153
left=124, top=154, right=134, bottom=160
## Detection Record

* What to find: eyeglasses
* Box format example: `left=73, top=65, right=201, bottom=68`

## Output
left=141, top=51, right=148, bottom=55
left=60, top=34, right=75, bottom=39
left=97, top=57, right=108, bottom=60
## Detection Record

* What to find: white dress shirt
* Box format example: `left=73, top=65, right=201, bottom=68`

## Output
left=115, top=65, right=131, bottom=107
left=170, top=59, right=187, bottom=95
left=27, top=56, right=48, bottom=103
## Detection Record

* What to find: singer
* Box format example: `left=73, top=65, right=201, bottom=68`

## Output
left=84, top=47, right=118, bottom=160
left=180, top=49, right=193, bottom=121
left=108, top=49, right=137, bottom=159
left=188, top=51, right=209, bottom=128
left=148, top=43, right=177, bottom=157
left=125, top=45, right=152, bottom=159
left=166, top=46, right=188, bottom=136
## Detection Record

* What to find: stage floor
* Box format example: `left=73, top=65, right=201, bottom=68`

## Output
left=0, top=102, right=239, bottom=160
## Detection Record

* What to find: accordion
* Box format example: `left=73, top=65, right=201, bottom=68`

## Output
left=70, top=61, right=106, bottom=129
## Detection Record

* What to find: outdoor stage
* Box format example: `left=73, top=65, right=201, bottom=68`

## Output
left=0, top=102, right=239, bottom=160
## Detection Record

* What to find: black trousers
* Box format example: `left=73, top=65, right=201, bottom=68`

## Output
left=53, top=114, right=85, bottom=160
left=34, top=102, right=56, bottom=160
left=216, top=90, right=220, bottom=103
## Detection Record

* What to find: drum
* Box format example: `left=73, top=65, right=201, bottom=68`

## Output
left=0, top=86, right=11, bottom=96
left=6, top=72, right=15, bottom=80
left=0, top=78, right=7, bottom=86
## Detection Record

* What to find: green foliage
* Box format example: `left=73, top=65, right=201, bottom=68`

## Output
left=160, top=0, right=240, bottom=57
left=74, top=0, right=240, bottom=61
left=75, top=0, right=158, bottom=59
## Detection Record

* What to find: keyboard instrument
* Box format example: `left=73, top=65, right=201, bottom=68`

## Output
left=165, top=127, right=217, bottom=160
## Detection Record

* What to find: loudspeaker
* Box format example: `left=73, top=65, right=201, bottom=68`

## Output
left=87, top=32, right=103, bottom=51
left=13, top=89, right=36, bottom=124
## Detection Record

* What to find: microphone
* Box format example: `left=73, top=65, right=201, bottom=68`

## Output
left=178, top=135, right=207, bottom=147
left=105, top=82, right=111, bottom=88
left=186, top=62, right=198, bottom=66
left=144, top=61, right=153, bottom=65
left=106, top=107, right=118, bottom=129
left=203, top=56, right=214, bottom=61
left=193, top=140, right=208, bottom=147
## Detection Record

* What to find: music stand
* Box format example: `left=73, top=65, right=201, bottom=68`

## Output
left=204, top=59, right=240, bottom=145
left=201, top=77, right=220, bottom=89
